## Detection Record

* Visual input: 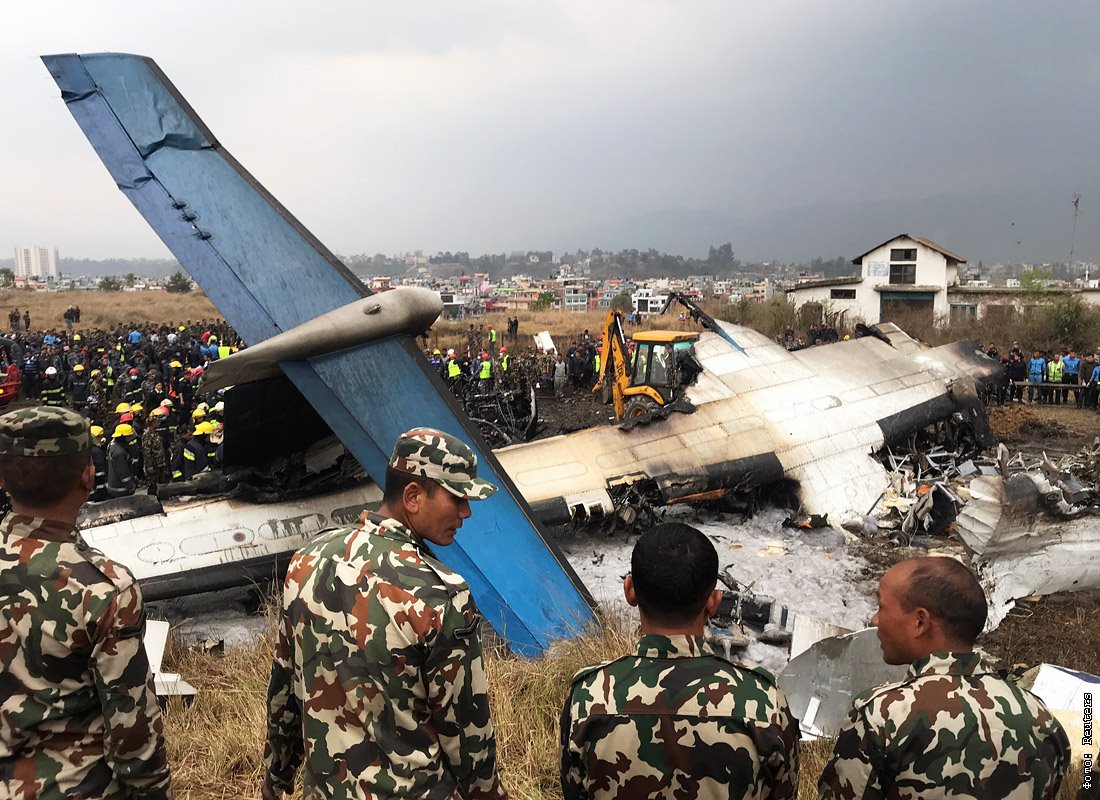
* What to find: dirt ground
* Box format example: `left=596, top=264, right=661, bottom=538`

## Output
left=533, top=382, right=618, bottom=436
left=988, top=399, right=1100, bottom=441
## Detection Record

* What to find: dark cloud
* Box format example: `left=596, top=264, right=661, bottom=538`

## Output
left=0, top=1, right=1096, bottom=264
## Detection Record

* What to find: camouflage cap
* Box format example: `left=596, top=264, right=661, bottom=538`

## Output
left=389, top=427, right=497, bottom=500
left=0, top=406, right=91, bottom=457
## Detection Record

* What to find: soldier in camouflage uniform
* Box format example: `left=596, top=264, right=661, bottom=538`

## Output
left=818, top=557, right=1069, bottom=800
left=561, top=522, right=799, bottom=800
left=142, top=414, right=167, bottom=494
left=0, top=406, right=171, bottom=799
left=263, top=427, right=508, bottom=800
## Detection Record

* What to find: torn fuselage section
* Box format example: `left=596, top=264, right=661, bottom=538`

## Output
left=957, top=466, right=1100, bottom=628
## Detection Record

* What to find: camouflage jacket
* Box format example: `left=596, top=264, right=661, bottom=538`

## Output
left=818, top=651, right=1070, bottom=800
left=0, top=514, right=171, bottom=800
left=264, top=512, right=506, bottom=800
left=561, top=634, right=800, bottom=800
left=142, top=428, right=166, bottom=481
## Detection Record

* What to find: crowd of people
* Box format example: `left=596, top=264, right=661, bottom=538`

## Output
left=1, top=310, right=241, bottom=499
left=989, top=341, right=1100, bottom=407
left=428, top=323, right=607, bottom=401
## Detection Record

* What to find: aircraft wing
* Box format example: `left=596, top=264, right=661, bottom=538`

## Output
left=43, top=52, right=594, bottom=657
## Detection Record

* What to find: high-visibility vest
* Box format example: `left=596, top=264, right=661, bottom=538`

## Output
left=479, top=360, right=492, bottom=379
left=500, top=355, right=510, bottom=372
left=218, top=345, right=231, bottom=359
left=1048, top=360, right=1064, bottom=382
left=447, top=360, right=461, bottom=378
left=488, top=329, right=497, bottom=344
left=595, top=353, right=601, bottom=372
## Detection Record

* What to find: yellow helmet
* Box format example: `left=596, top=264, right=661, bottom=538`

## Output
left=73, top=363, right=85, bottom=372
left=194, top=421, right=215, bottom=436
left=112, top=423, right=134, bottom=438
left=191, top=408, right=206, bottom=419
left=114, top=402, right=131, bottom=413
left=170, top=360, right=182, bottom=368
left=90, top=425, right=105, bottom=438
left=130, top=403, right=143, bottom=413
left=149, top=406, right=169, bottom=417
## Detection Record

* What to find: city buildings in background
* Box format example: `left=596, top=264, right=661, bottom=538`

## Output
left=14, top=245, right=59, bottom=279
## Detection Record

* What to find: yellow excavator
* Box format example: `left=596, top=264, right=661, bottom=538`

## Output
left=592, top=306, right=703, bottom=429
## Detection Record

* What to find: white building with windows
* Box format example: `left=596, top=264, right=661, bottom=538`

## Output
left=786, top=234, right=965, bottom=326
left=14, top=245, right=60, bottom=279
left=632, top=287, right=669, bottom=317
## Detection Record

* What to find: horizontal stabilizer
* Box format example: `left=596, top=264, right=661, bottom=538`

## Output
left=202, top=288, right=442, bottom=392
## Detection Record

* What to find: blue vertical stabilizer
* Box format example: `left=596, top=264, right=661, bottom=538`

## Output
left=43, top=52, right=595, bottom=656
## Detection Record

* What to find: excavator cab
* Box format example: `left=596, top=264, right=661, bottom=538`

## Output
left=621, top=332, right=701, bottom=425
left=592, top=308, right=705, bottom=428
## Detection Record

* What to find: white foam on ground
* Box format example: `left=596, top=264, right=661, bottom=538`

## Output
left=556, top=507, right=878, bottom=672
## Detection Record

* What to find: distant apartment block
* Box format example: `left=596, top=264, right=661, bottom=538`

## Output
left=14, top=245, right=60, bottom=279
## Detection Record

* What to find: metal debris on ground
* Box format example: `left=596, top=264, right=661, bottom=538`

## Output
left=705, top=567, right=793, bottom=654
left=861, top=426, right=1100, bottom=546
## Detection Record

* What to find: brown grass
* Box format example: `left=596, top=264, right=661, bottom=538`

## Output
left=159, top=614, right=1089, bottom=800
left=425, top=307, right=714, bottom=355
left=0, top=289, right=219, bottom=331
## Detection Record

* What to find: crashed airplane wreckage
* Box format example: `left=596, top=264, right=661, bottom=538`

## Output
left=47, top=52, right=1006, bottom=655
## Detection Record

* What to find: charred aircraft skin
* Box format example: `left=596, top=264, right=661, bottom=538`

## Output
left=498, top=321, right=1002, bottom=526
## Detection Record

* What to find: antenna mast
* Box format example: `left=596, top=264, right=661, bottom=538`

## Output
left=1069, top=194, right=1081, bottom=282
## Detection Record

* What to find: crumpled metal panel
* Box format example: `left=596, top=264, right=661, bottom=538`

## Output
left=778, top=627, right=908, bottom=738
left=958, top=473, right=1100, bottom=628
left=43, top=52, right=594, bottom=656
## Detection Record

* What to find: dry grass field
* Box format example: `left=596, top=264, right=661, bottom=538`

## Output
left=424, top=307, right=708, bottom=355
left=0, top=289, right=220, bottom=331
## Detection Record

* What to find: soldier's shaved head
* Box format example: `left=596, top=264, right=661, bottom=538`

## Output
left=630, top=522, right=718, bottom=626
left=896, top=557, right=988, bottom=646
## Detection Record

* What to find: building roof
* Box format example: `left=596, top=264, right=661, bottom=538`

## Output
left=852, top=234, right=967, bottom=265
left=785, top=276, right=863, bottom=293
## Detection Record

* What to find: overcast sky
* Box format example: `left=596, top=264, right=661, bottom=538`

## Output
left=1, top=2, right=1097, bottom=263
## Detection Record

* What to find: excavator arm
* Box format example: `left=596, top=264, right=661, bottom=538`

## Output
left=592, top=309, right=631, bottom=419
